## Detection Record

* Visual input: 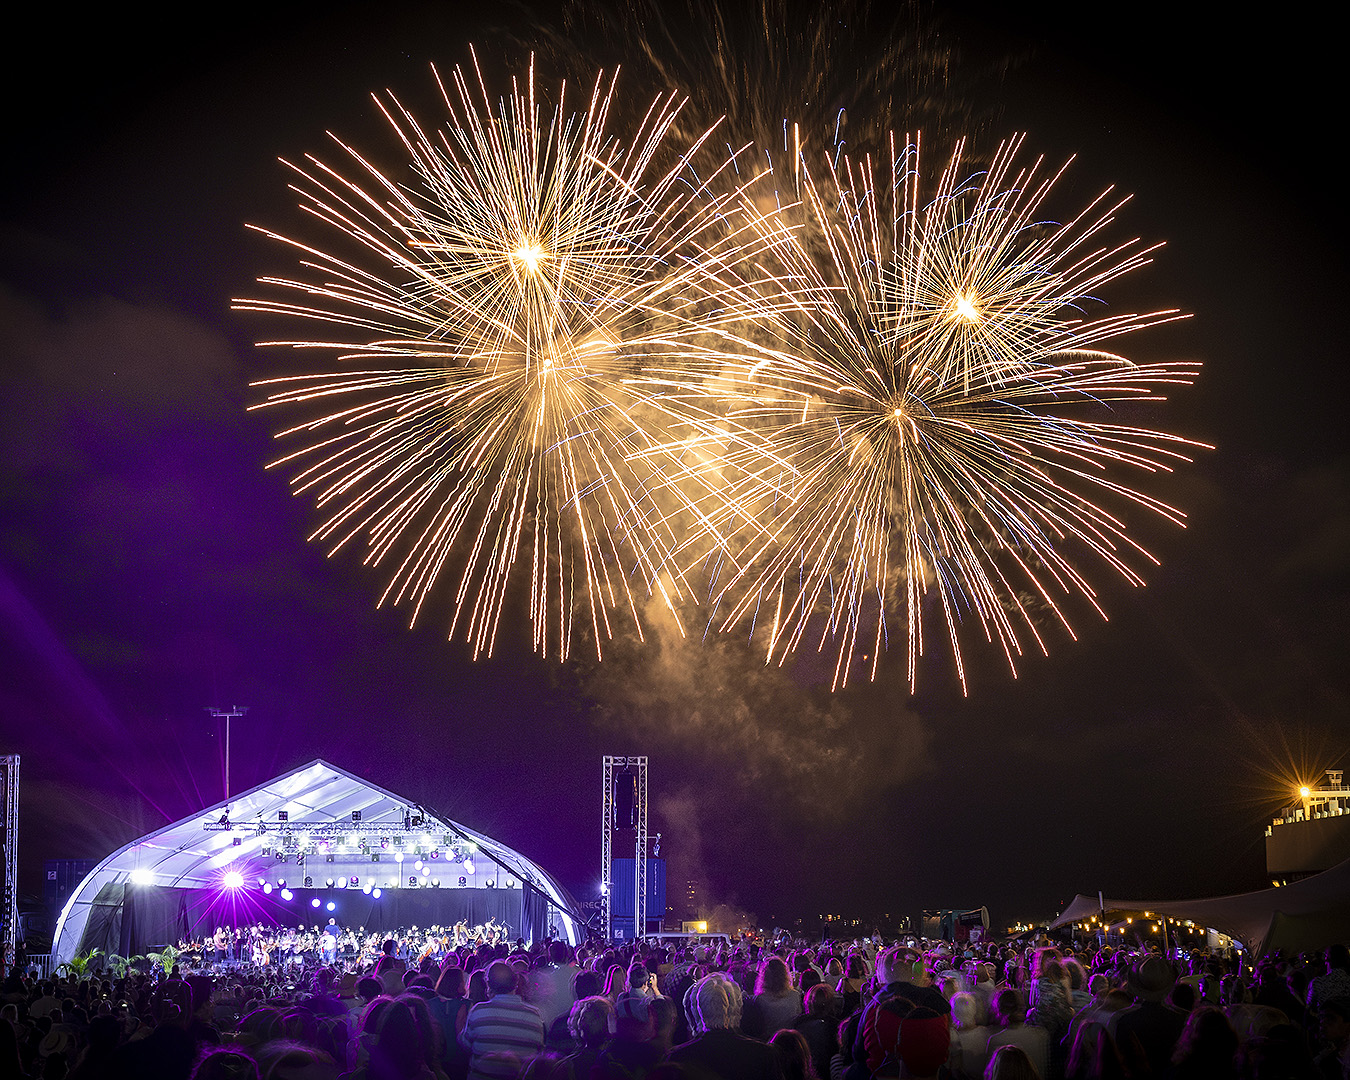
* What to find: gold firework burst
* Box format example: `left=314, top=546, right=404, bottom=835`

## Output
left=660, top=134, right=1203, bottom=692
left=235, top=55, right=766, bottom=660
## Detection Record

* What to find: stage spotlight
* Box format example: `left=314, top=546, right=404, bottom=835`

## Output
left=420, top=867, right=429, bottom=877
left=278, top=879, right=286, bottom=888
left=326, top=877, right=335, bottom=887
left=395, top=852, right=404, bottom=863
left=326, top=901, right=335, bottom=911
left=311, top=898, right=321, bottom=908
left=372, top=888, right=382, bottom=899
left=263, top=883, right=273, bottom=895
left=130, top=868, right=152, bottom=886
left=223, top=870, right=244, bottom=889
left=431, top=878, right=440, bottom=888
left=280, top=889, right=293, bottom=901
left=414, top=860, right=423, bottom=870
left=463, top=859, right=474, bottom=876
left=362, top=884, right=372, bottom=895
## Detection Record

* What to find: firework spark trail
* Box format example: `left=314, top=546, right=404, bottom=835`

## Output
left=645, top=134, right=1203, bottom=693
left=236, top=55, right=774, bottom=661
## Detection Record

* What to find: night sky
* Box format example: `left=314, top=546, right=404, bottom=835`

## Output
left=2, top=1, right=1345, bottom=933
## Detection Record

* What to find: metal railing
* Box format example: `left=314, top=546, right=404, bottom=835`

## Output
left=19, top=953, right=54, bottom=978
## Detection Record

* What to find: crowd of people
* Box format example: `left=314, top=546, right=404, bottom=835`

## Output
left=2, top=933, right=1348, bottom=1080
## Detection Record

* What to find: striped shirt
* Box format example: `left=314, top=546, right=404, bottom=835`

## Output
left=462, top=993, right=546, bottom=1080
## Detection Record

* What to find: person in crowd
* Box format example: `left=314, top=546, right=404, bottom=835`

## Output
left=459, top=961, right=544, bottom=1080
left=1312, top=996, right=1350, bottom=1080
left=1307, top=947, right=1350, bottom=1012
left=1167, top=1006, right=1238, bottom=1080
left=1028, top=950, right=1072, bottom=1079
left=985, top=1044, right=1041, bottom=1080
left=985, top=989, right=1048, bottom=1080
left=554, top=997, right=611, bottom=1080
left=601, top=968, right=626, bottom=1003
left=528, top=944, right=578, bottom=1033
left=948, top=991, right=991, bottom=1080
left=1111, top=954, right=1187, bottom=1078
left=1220, top=974, right=1286, bottom=1046
left=669, top=973, right=782, bottom=1080
left=1252, top=963, right=1303, bottom=1028
left=750, top=959, right=804, bottom=1040
left=894, top=1007, right=951, bottom=1080
left=1063, top=1021, right=1129, bottom=1080
left=429, top=968, right=470, bottom=1080
left=190, top=1048, right=263, bottom=1080
left=835, top=955, right=867, bottom=1019
left=465, top=972, right=488, bottom=1010
left=592, top=993, right=661, bottom=1079
left=791, top=984, right=837, bottom=1080
left=649, top=996, right=679, bottom=1061
left=768, top=1028, right=816, bottom=1080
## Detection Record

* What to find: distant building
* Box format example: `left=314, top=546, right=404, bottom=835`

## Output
left=1266, top=769, right=1350, bottom=883
left=682, top=878, right=701, bottom=922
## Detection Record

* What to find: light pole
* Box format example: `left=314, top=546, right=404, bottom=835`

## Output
left=208, top=707, right=248, bottom=820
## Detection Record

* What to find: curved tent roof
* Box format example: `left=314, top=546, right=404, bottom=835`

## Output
left=1049, top=855, right=1350, bottom=955
left=51, top=759, right=585, bottom=961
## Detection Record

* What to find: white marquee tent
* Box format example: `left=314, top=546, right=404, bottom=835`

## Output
left=51, top=759, right=585, bottom=962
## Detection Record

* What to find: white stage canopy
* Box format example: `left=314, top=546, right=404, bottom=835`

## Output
left=51, top=759, right=585, bottom=962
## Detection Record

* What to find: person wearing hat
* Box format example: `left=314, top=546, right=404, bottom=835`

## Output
left=1110, top=953, right=1187, bottom=1077
left=897, top=1006, right=951, bottom=1080
left=853, top=948, right=952, bottom=1068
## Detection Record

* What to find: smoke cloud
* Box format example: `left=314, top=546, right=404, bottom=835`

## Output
left=581, top=592, right=931, bottom=821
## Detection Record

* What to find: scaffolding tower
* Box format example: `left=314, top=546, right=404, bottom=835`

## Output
left=601, top=756, right=647, bottom=941
left=1, top=755, right=17, bottom=965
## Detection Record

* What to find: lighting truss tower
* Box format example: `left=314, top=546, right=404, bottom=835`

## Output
left=1, top=755, right=17, bottom=965
left=601, top=755, right=648, bottom=941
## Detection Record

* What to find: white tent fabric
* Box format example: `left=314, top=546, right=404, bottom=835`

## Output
left=1049, top=856, right=1350, bottom=955
left=51, top=759, right=585, bottom=961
